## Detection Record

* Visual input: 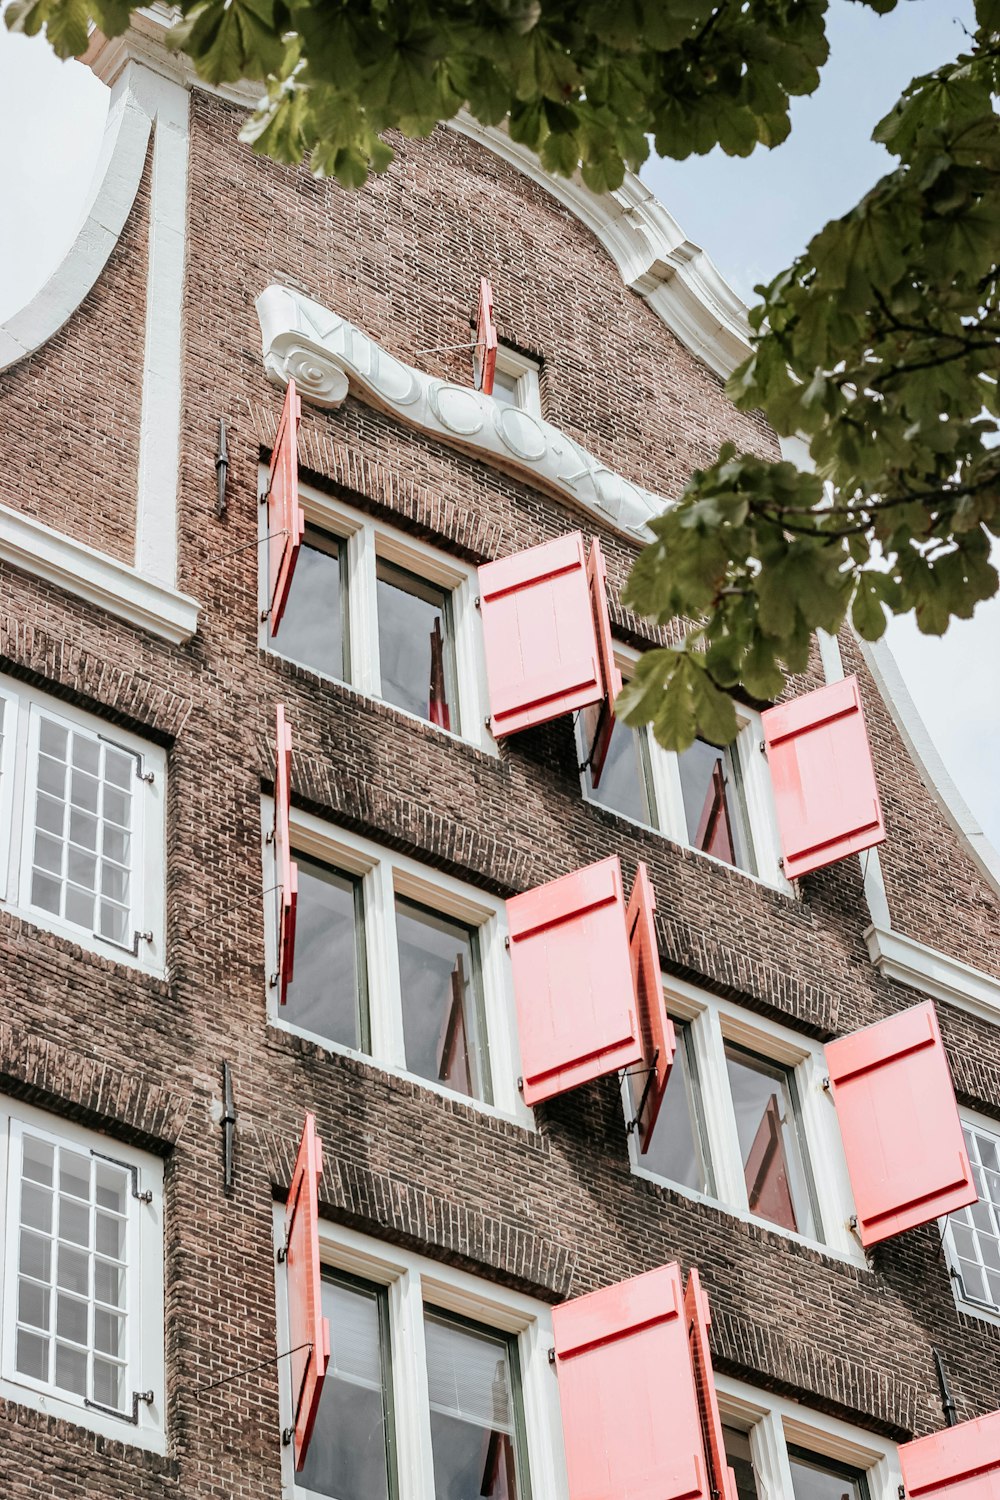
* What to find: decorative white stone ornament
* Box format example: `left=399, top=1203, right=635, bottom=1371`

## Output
left=256, top=284, right=670, bottom=541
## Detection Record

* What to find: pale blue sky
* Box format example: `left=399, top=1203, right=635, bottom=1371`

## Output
left=1, top=1, right=997, bottom=853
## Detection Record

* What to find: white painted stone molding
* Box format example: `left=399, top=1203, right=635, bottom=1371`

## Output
left=256, top=283, right=670, bottom=542
left=865, top=924, right=1000, bottom=1027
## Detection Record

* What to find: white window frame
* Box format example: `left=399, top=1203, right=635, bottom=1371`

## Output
left=942, top=1105, right=1000, bottom=1328
left=624, top=975, right=864, bottom=1264
left=580, top=645, right=790, bottom=892
left=491, top=348, right=542, bottom=418
left=0, top=1096, right=165, bottom=1452
left=273, top=1211, right=568, bottom=1500
left=260, top=477, right=494, bottom=755
left=717, top=1372, right=902, bottom=1500
left=261, top=803, right=530, bottom=1126
left=0, top=675, right=166, bottom=975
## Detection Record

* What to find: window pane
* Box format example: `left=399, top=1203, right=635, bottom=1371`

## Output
left=298, top=1275, right=395, bottom=1500
left=14, top=1130, right=131, bottom=1409
left=424, top=1311, right=529, bottom=1500
left=583, top=715, right=655, bottom=827
left=29, top=718, right=133, bottom=941
left=376, top=559, right=456, bottom=732
left=271, top=530, right=346, bottom=681
left=395, top=898, right=490, bottom=1103
left=948, top=1124, right=1000, bottom=1310
left=678, top=739, right=754, bottom=873
left=491, top=368, right=520, bottom=408
left=723, top=1426, right=761, bottom=1500
left=633, top=1022, right=713, bottom=1196
left=724, top=1043, right=819, bottom=1240
left=284, top=857, right=368, bottom=1052
left=788, top=1448, right=871, bottom=1500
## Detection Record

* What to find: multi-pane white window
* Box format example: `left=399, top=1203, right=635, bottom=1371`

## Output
left=717, top=1375, right=902, bottom=1500
left=490, top=348, right=542, bottom=418
left=263, top=484, right=491, bottom=751
left=943, top=1111, right=1000, bottom=1322
left=262, top=807, right=527, bottom=1122
left=274, top=1216, right=566, bottom=1500
left=578, top=651, right=787, bottom=888
left=624, top=977, right=861, bottom=1260
left=0, top=677, right=165, bottom=972
left=0, top=1098, right=164, bottom=1450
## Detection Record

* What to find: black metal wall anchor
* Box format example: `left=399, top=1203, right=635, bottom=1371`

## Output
left=933, top=1347, right=959, bottom=1428
left=215, top=417, right=229, bottom=517
left=222, top=1061, right=237, bottom=1192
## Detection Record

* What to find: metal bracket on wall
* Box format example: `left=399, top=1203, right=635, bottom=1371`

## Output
left=221, top=1060, right=237, bottom=1192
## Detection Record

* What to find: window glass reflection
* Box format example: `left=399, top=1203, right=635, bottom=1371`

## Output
left=376, top=560, right=456, bottom=731
left=271, top=529, right=346, bottom=681
left=299, top=1275, right=395, bottom=1500
left=678, top=738, right=754, bottom=873
left=723, top=1425, right=761, bottom=1500
left=395, top=898, right=490, bottom=1103
left=491, top=369, right=520, bottom=408
left=584, top=715, right=655, bottom=827
left=788, top=1447, right=871, bottom=1500
left=634, top=1022, right=713, bottom=1196
left=724, top=1044, right=819, bottom=1239
left=285, top=857, right=368, bottom=1052
left=424, top=1311, right=529, bottom=1500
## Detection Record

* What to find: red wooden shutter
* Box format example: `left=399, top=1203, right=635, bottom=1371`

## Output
left=479, top=533, right=608, bottom=739
left=552, top=1263, right=711, bottom=1500
left=761, top=675, right=885, bottom=879
left=581, top=537, right=623, bottom=789
left=285, top=1113, right=331, bottom=1471
left=625, top=862, right=675, bottom=1154
left=274, top=705, right=298, bottom=1007
left=825, top=1000, right=976, bottom=1248
left=473, top=276, right=498, bottom=395
left=507, top=856, right=641, bottom=1106
left=900, top=1409, right=1000, bottom=1498
left=684, top=1270, right=739, bottom=1500
left=267, top=380, right=304, bottom=634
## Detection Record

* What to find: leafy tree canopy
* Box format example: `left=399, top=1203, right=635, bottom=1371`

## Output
left=9, top=0, right=999, bottom=748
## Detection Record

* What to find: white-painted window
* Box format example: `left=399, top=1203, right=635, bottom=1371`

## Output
left=0, top=676, right=166, bottom=973
left=263, top=482, right=492, bottom=753
left=718, top=1374, right=902, bottom=1500
left=625, top=976, right=862, bottom=1261
left=274, top=1214, right=567, bottom=1500
left=262, top=807, right=529, bottom=1125
left=943, top=1109, right=1000, bottom=1325
left=578, top=647, right=788, bottom=890
left=490, top=348, right=542, bottom=418
left=0, top=1097, right=164, bottom=1451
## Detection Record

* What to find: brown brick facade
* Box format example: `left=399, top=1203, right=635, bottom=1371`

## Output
left=0, top=44, right=998, bottom=1498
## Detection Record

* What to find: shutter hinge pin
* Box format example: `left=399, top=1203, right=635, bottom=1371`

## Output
left=822, top=1076, right=831, bottom=1091
left=138, top=767, right=155, bottom=785
left=516, top=1076, right=524, bottom=1093
left=276, top=1242, right=288, bottom=1264
left=759, top=740, right=766, bottom=754
left=547, top=1347, right=556, bottom=1366
left=504, top=936, right=510, bottom=950
left=282, top=1426, right=293, bottom=1447
left=474, top=596, right=481, bottom=609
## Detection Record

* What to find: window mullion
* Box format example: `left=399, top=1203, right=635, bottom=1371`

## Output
left=370, top=861, right=406, bottom=1070
left=753, top=1409, right=796, bottom=1500
left=351, top=523, right=382, bottom=696
left=701, top=1009, right=750, bottom=1212
left=651, top=741, right=687, bottom=848
left=392, top=1270, right=436, bottom=1500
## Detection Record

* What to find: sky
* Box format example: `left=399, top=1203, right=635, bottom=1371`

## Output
left=0, top=1, right=997, bottom=854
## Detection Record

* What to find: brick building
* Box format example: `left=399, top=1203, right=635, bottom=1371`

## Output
left=2, top=12, right=1000, bottom=1499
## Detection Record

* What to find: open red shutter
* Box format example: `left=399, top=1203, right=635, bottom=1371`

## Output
left=285, top=1113, right=331, bottom=1471
left=473, top=276, right=498, bottom=395
left=625, top=862, right=675, bottom=1154
left=480, top=533, right=618, bottom=740
left=900, top=1410, right=1000, bottom=1498
left=553, top=1263, right=711, bottom=1500
left=580, top=537, right=623, bottom=789
left=507, top=856, right=641, bottom=1106
left=274, top=705, right=298, bottom=1007
left=267, top=380, right=304, bottom=634
left=761, top=675, right=885, bottom=879
left=825, top=1000, right=976, bottom=1247
left=684, top=1270, right=739, bottom=1500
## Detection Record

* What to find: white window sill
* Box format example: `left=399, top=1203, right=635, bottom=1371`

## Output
left=0, top=1371, right=166, bottom=1453
left=629, top=1160, right=868, bottom=1269
left=0, top=898, right=165, bottom=978
left=267, top=1015, right=535, bottom=1131
left=0, top=503, right=199, bottom=646
left=865, top=923, right=1000, bottom=1026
